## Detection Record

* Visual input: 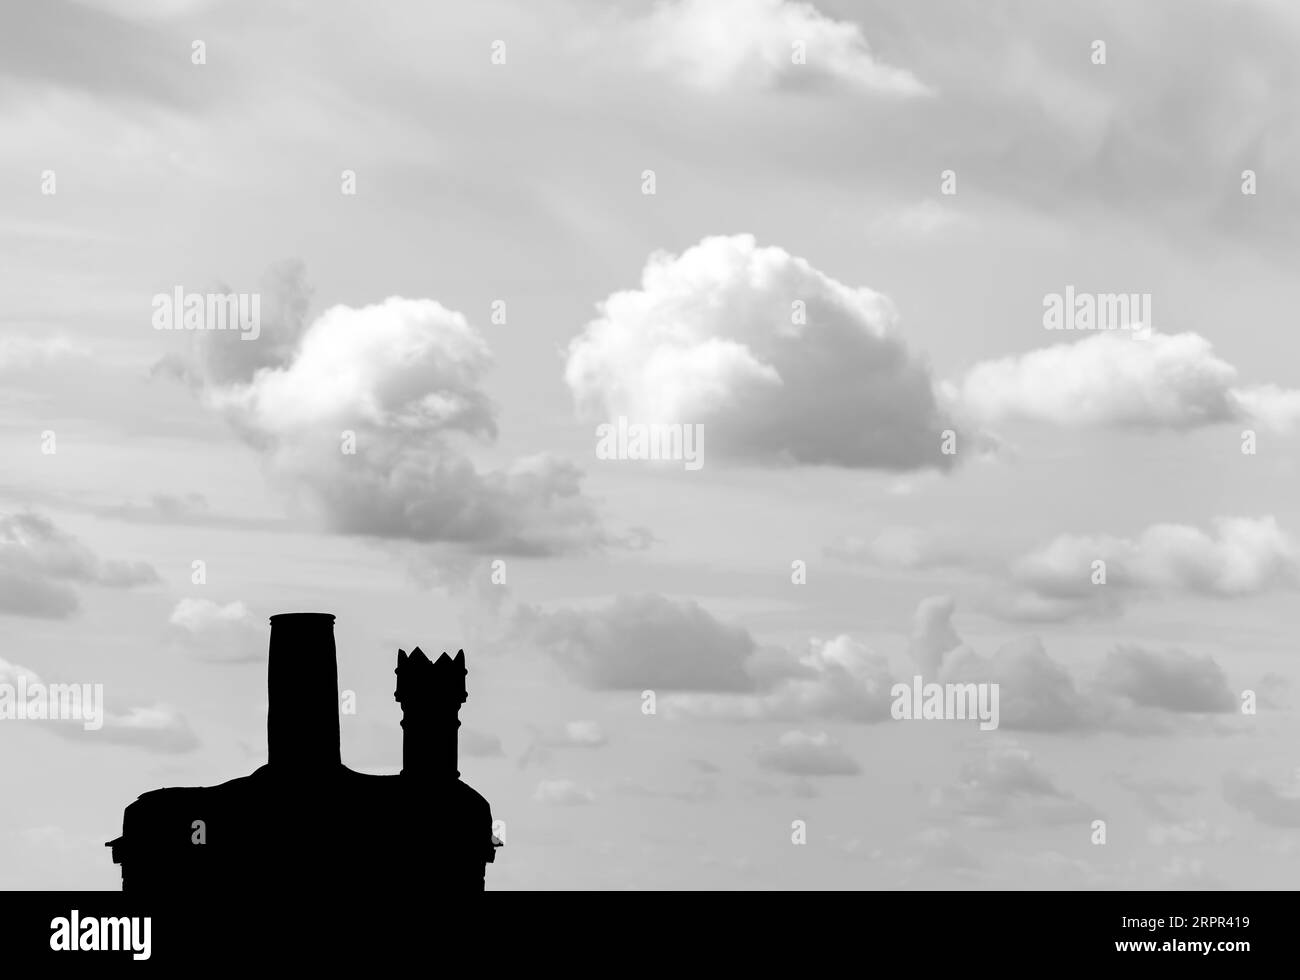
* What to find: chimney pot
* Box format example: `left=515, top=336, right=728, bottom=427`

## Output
left=266, top=613, right=341, bottom=772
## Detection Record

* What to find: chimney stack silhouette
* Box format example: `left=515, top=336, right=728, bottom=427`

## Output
left=266, top=613, right=341, bottom=772
left=107, top=613, right=500, bottom=895
left=396, top=648, right=466, bottom=780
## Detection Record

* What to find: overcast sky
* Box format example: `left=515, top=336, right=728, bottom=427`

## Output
left=2, top=0, right=1299, bottom=889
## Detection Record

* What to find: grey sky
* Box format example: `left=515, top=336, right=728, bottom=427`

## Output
left=1, top=0, right=1298, bottom=889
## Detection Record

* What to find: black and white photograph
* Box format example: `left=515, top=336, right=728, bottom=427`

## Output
left=0, top=0, right=1294, bottom=963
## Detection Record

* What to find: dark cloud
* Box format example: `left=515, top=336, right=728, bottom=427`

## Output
left=0, top=512, right=158, bottom=619
left=523, top=593, right=759, bottom=692
left=1098, top=645, right=1237, bottom=713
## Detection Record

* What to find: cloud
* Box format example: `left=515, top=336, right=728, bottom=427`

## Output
left=942, top=637, right=1094, bottom=733
left=0, top=657, right=198, bottom=753
left=167, top=598, right=265, bottom=663
left=194, top=259, right=315, bottom=388
left=62, top=0, right=222, bottom=23
left=827, top=526, right=971, bottom=574
left=1255, top=672, right=1289, bottom=710
left=0, top=512, right=158, bottom=619
left=0, top=0, right=229, bottom=110
left=105, top=493, right=211, bottom=523
left=533, top=779, right=596, bottom=806
left=666, top=634, right=894, bottom=722
left=1003, top=516, right=1296, bottom=619
left=834, top=515, right=1297, bottom=622
left=906, top=594, right=1094, bottom=732
left=525, top=588, right=1241, bottom=739
left=614, top=775, right=719, bottom=804
left=555, top=720, right=607, bottom=746
left=1155, top=856, right=1225, bottom=889
left=626, top=0, right=931, bottom=95
left=906, top=827, right=983, bottom=873
left=923, top=596, right=1236, bottom=734
left=1097, top=645, right=1237, bottom=713
left=907, top=594, right=969, bottom=678
left=868, top=199, right=964, bottom=238
left=518, top=720, right=608, bottom=768
left=755, top=730, right=861, bottom=776
left=168, top=265, right=612, bottom=556
left=54, top=704, right=200, bottom=753
left=1146, top=819, right=1232, bottom=846
left=522, top=593, right=760, bottom=691
left=565, top=234, right=961, bottom=471
left=98, top=493, right=287, bottom=531
left=1111, top=772, right=1203, bottom=821
left=1230, top=384, right=1300, bottom=433
left=988, top=589, right=1125, bottom=625
left=930, top=744, right=1091, bottom=829
left=948, top=331, right=1300, bottom=433
left=0, top=570, right=77, bottom=619
left=204, top=298, right=494, bottom=438
left=1223, top=771, right=1300, bottom=828
left=663, top=594, right=1239, bottom=734
left=0, top=335, right=89, bottom=373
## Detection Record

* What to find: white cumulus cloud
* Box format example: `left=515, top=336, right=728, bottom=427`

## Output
left=948, top=331, right=1300, bottom=433
left=167, top=598, right=265, bottom=663
left=566, top=234, right=960, bottom=471
left=1003, top=515, right=1297, bottom=619
left=629, top=0, right=932, bottom=95
left=177, top=272, right=611, bottom=555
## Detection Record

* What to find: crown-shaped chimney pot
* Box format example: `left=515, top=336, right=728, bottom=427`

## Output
left=395, top=647, right=467, bottom=779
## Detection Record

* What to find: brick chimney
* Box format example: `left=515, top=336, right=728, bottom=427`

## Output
left=395, top=647, right=466, bottom=780
left=266, top=613, right=341, bottom=772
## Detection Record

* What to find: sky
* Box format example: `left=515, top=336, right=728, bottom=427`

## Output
left=1, top=0, right=1299, bottom=890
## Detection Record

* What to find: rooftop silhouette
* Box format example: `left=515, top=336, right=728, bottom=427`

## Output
left=106, top=613, right=500, bottom=894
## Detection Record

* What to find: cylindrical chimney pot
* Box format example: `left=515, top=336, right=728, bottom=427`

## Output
left=266, top=613, right=341, bottom=771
